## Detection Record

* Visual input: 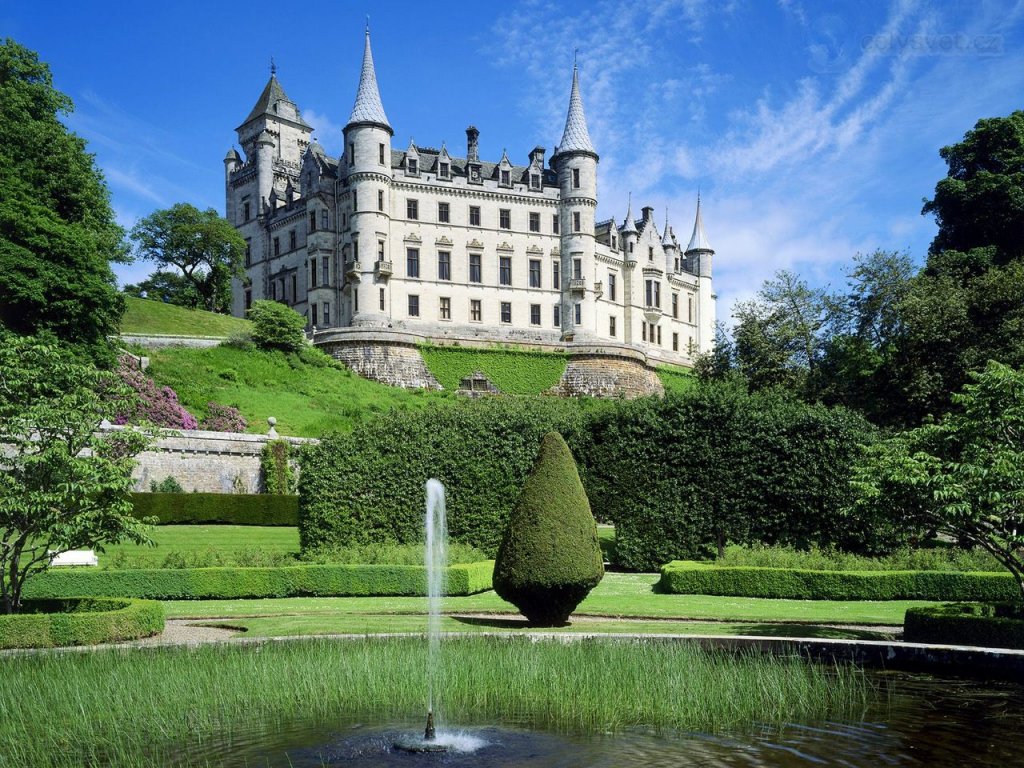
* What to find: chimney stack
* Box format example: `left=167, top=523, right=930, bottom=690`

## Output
left=466, top=126, right=480, bottom=163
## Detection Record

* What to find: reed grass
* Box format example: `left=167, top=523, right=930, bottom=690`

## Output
left=0, top=637, right=873, bottom=767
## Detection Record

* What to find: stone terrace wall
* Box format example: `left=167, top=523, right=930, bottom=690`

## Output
left=101, top=425, right=316, bottom=494
left=316, top=330, right=442, bottom=390
left=552, top=345, right=665, bottom=399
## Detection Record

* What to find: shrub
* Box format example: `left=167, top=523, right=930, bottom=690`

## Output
left=261, top=439, right=295, bottom=494
left=131, top=492, right=298, bottom=525
left=150, top=476, right=184, bottom=494
left=113, top=354, right=198, bottom=429
left=303, top=542, right=487, bottom=566
left=24, top=562, right=494, bottom=600
left=657, top=560, right=1018, bottom=601
left=904, top=603, right=1024, bottom=649
left=299, top=397, right=595, bottom=556
left=247, top=300, right=307, bottom=352
left=199, top=402, right=247, bottom=432
left=0, top=598, right=164, bottom=649
left=493, top=432, right=604, bottom=625
left=714, top=543, right=1002, bottom=573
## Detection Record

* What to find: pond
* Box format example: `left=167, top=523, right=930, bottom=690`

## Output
left=172, top=671, right=1023, bottom=767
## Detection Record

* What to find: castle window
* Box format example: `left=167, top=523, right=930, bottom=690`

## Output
left=573, top=212, right=581, bottom=232
left=438, top=251, right=451, bottom=281
left=648, top=246, right=654, bottom=261
left=672, top=292, right=679, bottom=319
left=289, top=229, right=296, bottom=251
left=573, top=258, right=582, bottom=280
left=470, top=299, right=482, bottom=322
left=353, top=191, right=358, bottom=211
left=572, top=168, right=580, bottom=189
left=322, top=210, right=329, bottom=229
left=244, top=289, right=252, bottom=310
left=379, top=143, right=385, bottom=165
left=438, top=202, right=450, bottom=223
left=291, top=274, right=297, bottom=302
left=310, top=258, right=317, bottom=288
left=673, top=332, right=679, bottom=352
left=574, top=303, right=581, bottom=324
left=348, top=144, right=354, bottom=165
left=500, top=169, right=510, bottom=186
left=645, top=280, right=660, bottom=308
left=641, top=322, right=646, bottom=341
left=353, top=241, right=358, bottom=260
left=440, top=297, right=451, bottom=320
left=377, top=241, right=385, bottom=261
left=552, top=260, right=560, bottom=289
left=500, top=302, right=512, bottom=323
left=309, top=211, right=317, bottom=232
left=407, top=199, right=419, bottom=220
left=406, top=248, right=420, bottom=278
left=629, top=241, right=634, bottom=254
left=499, top=256, right=512, bottom=286
left=322, top=259, right=329, bottom=285
left=529, top=259, right=541, bottom=288
left=408, top=294, right=420, bottom=317
left=243, top=199, right=251, bottom=222
left=408, top=158, right=418, bottom=175
left=320, top=303, right=327, bottom=325
left=531, top=173, right=541, bottom=190
left=657, top=326, right=662, bottom=345
left=529, top=212, right=540, bottom=232
left=530, top=304, right=541, bottom=325
left=611, top=234, right=617, bottom=250
left=469, top=206, right=481, bottom=226
left=674, top=258, right=679, bottom=272
left=378, top=190, right=384, bottom=211
left=439, top=162, right=450, bottom=179
left=379, top=287, right=385, bottom=311
left=354, top=290, right=359, bottom=312
left=688, top=295, right=694, bottom=323
left=609, top=316, right=616, bottom=337
left=499, top=209, right=511, bottom=229
left=244, top=239, right=251, bottom=268
left=469, top=253, right=481, bottom=283
left=310, top=302, right=317, bottom=325
left=273, top=237, right=280, bottom=256
left=553, top=305, right=560, bottom=327
left=608, top=273, right=616, bottom=302
left=552, top=214, right=559, bottom=234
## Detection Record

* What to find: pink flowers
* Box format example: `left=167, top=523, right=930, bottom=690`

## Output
left=115, top=355, right=198, bottom=430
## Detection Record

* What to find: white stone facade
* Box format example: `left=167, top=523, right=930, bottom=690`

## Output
left=225, top=33, right=716, bottom=368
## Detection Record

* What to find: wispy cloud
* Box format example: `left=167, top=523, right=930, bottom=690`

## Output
left=303, top=108, right=344, bottom=155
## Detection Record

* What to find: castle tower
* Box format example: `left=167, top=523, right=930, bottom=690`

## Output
left=662, top=212, right=678, bottom=273
left=343, top=27, right=393, bottom=326
left=552, top=62, right=598, bottom=341
left=684, top=196, right=716, bottom=353
left=619, top=195, right=638, bottom=344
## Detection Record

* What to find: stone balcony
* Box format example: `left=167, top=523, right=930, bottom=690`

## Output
left=643, top=305, right=662, bottom=324
left=569, top=278, right=586, bottom=294
left=344, top=260, right=361, bottom=279
left=375, top=260, right=393, bottom=278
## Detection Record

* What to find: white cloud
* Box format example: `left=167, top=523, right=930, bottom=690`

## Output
left=104, top=167, right=167, bottom=205
left=303, top=108, right=344, bottom=155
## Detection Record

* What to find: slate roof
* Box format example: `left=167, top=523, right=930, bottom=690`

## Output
left=242, top=75, right=311, bottom=129
left=686, top=197, right=713, bottom=252
left=619, top=197, right=638, bottom=235
left=347, top=30, right=390, bottom=129
left=556, top=65, right=596, bottom=156
left=388, top=148, right=557, bottom=187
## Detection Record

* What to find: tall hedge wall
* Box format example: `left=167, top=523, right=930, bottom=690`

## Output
left=299, top=397, right=597, bottom=555
left=904, top=603, right=1024, bottom=649
left=132, top=493, right=298, bottom=525
left=584, top=385, right=889, bottom=571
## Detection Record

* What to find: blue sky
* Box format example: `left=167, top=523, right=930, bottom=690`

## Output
left=4, top=0, right=1023, bottom=320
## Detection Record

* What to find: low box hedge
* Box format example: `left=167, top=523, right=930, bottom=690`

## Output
left=0, top=598, right=164, bottom=650
left=24, top=561, right=495, bottom=601
left=904, top=603, right=1024, bottom=649
left=132, top=492, right=298, bottom=526
left=658, top=560, right=1019, bottom=601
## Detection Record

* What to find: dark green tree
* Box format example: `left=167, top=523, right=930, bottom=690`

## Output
left=129, top=203, right=246, bottom=313
left=493, top=432, right=604, bottom=626
left=0, top=40, right=127, bottom=358
left=123, top=270, right=202, bottom=308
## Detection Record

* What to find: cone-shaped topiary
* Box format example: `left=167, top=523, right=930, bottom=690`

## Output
left=493, top=431, right=604, bottom=626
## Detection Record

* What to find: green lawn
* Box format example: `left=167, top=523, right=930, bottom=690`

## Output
left=145, top=345, right=449, bottom=436
left=420, top=346, right=568, bottom=393
left=120, top=296, right=252, bottom=337
left=101, top=525, right=299, bottom=568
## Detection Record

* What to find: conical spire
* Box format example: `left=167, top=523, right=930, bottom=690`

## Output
left=347, top=28, right=391, bottom=130
left=686, top=195, right=713, bottom=253
left=556, top=62, right=596, bottom=156
left=620, top=194, right=638, bottom=235
left=662, top=210, right=675, bottom=247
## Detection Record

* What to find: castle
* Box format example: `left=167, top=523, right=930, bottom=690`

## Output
left=225, top=29, right=716, bottom=394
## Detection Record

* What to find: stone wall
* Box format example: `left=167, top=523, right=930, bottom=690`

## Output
left=552, top=354, right=665, bottom=399
left=317, top=330, right=442, bottom=390
left=119, top=334, right=228, bottom=349
left=100, top=425, right=316, bottom=494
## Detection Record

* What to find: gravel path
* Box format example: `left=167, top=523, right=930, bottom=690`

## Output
left=120, top=619, right=241, bottom=647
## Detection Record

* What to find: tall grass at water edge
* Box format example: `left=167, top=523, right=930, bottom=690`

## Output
left=0, top=637, right=874, bottom=768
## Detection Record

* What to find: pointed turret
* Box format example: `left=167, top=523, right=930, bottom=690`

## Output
left=347, top=28, right=391, bottom=133
left=686, top=196, right=713, bottom=254
left=620, top=194, right=638, bottom=236
left=662, top=212, right=676, bottom=247
left=238, top=72, right=311, bottom=131
left=554, top=62, right=597, bottom=159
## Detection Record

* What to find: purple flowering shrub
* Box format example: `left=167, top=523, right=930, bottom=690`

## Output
left=114, top=355, right=198, bottom=430
left=199, top=402, right=248, bottom=433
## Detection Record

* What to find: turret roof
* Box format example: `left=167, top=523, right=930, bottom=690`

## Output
left=662, top=213, right=676, bottom=247
left=620, top=195, right=638, bottom=235
left=347, top=29, right=391, bottom=130
left=241, top=74, right=311, bottom=129
left=556, top=64, right=596, bottom=156
left=686, top=196, right=713, bottom=253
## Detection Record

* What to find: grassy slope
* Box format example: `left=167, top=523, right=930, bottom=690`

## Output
left=420, top=346, right=568, bottom=393
left=145, top=345, right=448, bottom=436
left=658, top=364, right=697, bottom=394
left=100, top=526, right=299, bottom=568
left=120, top=296, right=252, bottom=337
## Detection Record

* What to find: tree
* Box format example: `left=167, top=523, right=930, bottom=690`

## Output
left=129, top=203, right=246, bottom=313
left=0, top=335, right=152, bottom=614
left=493, top=432, right=604, bottom=626
left=248, top=300, right=308, bottom=352
left=853, top=361, right=1024, bottom=602
left=0, top=40, right=128, bottom=359
left=123, top=270, right=202, bottom=309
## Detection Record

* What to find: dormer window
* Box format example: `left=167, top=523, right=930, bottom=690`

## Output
left=408, top=158, right=418, bottom=175
left=531, top=173, right=541, bottom=190
left=500, top=169, right=510, bottom=186
left=439, top=162, right=450, bottom=179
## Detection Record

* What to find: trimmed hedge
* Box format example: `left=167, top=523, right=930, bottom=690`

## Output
left=904, top=603, right=1024, bottom=649
left=24, top=561, right=494, bottom=601
left=132, top=492, right=298, bottom=525
left=658, top=560, right=1019, bottom=602
left=0, top=598, right=164, bottom=650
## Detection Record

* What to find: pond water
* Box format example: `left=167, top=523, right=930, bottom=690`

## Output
left=175, top=672, right=1024, bottom=767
